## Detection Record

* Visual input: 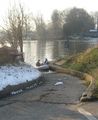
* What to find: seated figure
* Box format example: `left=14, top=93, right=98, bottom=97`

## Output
left=36, top=60, right=41, bottom=66
left=44, top=58, right=49, bottom=64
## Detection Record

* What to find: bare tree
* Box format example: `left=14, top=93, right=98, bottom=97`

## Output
left=33, top=14, right=47, bottom=40
left=50, top=9, right=63, bottom=39
left=33, top=14, right=47, bottom=60
left=2, top=4, right=30, bottom=61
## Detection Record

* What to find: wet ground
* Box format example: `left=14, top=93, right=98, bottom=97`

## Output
left=0, top=72, right=89, bottom=120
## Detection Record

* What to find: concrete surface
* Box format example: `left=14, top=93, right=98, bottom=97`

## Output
left=80, top=101, right=98, bottom=119
left=0, top=72, right=89, bottom=120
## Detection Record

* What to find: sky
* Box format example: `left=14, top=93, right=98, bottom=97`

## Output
left=0, top=0, right=98, bottom=23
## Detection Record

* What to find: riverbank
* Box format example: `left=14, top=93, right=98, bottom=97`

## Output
left=57, top=46, right=98, bottom=99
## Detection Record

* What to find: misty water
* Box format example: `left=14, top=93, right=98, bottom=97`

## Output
left=23, top=38, right=98, bottom=66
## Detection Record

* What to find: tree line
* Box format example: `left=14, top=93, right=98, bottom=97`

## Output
left=0, top=4, right=98, bottom=60
left=34, top=8, right=96, bottom=40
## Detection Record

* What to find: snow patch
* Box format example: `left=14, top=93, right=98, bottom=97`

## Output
left=0, top=64, right=41, bottom=91
left=54, top=82, right=63, bottom=86
left=11, top=89, right=23, bottom=95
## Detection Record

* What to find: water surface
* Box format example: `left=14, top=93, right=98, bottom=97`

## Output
left=23, top=38, right=98, bottom=66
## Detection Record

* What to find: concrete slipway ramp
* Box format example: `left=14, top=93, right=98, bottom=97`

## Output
left=0, top=72, right=88, bottom=120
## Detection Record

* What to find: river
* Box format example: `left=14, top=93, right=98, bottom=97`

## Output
left=23, top=38, right=98, bottom=66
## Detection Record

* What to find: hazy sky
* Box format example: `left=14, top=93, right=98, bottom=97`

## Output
left=0, top=0, right=98, bottom=23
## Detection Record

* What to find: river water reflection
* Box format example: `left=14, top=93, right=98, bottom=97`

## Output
left=23, top=38, right=98, bottom=66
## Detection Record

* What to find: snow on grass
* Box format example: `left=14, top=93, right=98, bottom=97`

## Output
left=0, top=64, right=41, bottom=91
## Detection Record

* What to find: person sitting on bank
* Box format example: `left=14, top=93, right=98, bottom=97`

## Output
left=36, top=60, right=41, bottom=66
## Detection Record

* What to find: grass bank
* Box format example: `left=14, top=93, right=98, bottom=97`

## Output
left=61, top=47, right=98, bottom=98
